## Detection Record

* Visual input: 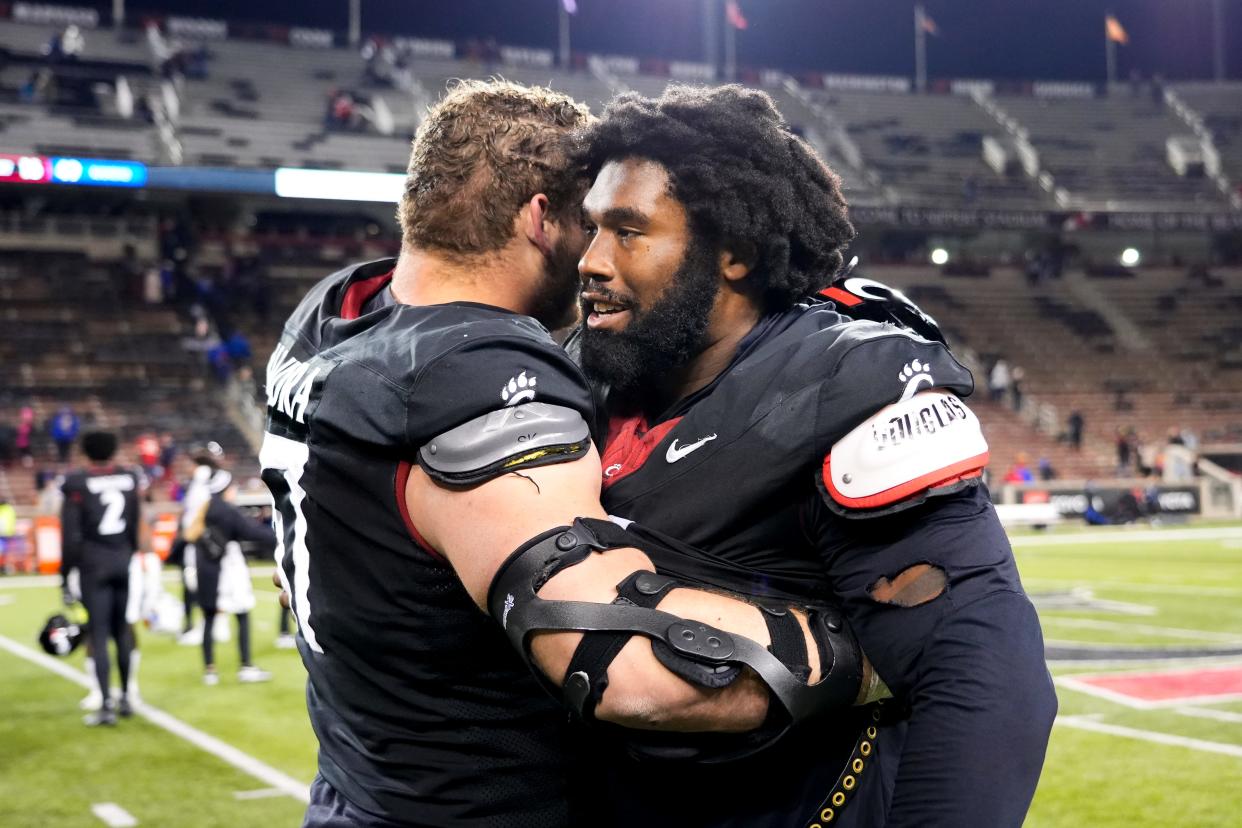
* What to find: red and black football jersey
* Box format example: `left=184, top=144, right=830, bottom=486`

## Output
left=597, top=303, right=973, bottom=592
left=60, top=465, right=141, bottom=576
left=586, top=302, right=976, bottom=828
left=260, top=259, right=598, bottom=826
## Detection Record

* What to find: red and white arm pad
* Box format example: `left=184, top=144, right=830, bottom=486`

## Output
left=820, top=390, right=989, bottom=518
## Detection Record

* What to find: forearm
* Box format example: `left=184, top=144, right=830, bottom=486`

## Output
left=409, top=459, right=833, bottom=733
left=529, top=554, right=836, bottom=731
left=885, top=591, right=1056, bottom=828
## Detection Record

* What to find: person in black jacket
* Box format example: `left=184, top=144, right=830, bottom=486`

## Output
left=185, top=471, right=275, bottom=685
left=60, top=432, right=142, bottom=726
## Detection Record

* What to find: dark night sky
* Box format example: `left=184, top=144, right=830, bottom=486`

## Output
left=125, top=0, right=1240, bottom=82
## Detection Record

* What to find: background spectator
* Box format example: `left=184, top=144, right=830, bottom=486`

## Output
left=1067, top=410, right=1085, bottom=450
left=0, top=417, right=16, bottom=467
left=1116, top=427, right=1136, bottom=476
left=15, top=407, right=35, bottom=467
left=1004, top=452, right=1035, bottom=483
left=1011, top=365, right=1026, bottom=411
left=48, top=406, right=80, bottom=463
left=989, top=358, right=1011, bottom=403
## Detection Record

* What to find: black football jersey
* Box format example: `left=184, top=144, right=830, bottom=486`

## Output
left=586, top=302, right=975, bottom=828
left=60, top=465, right=141, bottom=574
left=259, top=259, right=598, bottom=826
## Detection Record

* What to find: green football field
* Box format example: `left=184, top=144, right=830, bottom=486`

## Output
left=2, top=524, right=1241, bottom=827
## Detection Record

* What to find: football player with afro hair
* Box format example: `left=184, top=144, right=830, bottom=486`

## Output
left=571, top=83, right=1054, bottom=827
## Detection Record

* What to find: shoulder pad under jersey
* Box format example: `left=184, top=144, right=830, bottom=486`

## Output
left=819, top=390, right=988, bottom=518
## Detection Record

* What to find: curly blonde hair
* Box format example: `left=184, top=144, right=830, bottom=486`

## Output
left=399, top=79, right=594, bottom=257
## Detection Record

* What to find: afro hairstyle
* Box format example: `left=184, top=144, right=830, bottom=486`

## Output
left=81, top=431, right=118, bottom=463
left=573, top=83, right=855, bottom=309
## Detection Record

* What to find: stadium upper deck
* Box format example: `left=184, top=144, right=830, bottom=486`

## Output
left=2, top=16, right=1240, bottom=213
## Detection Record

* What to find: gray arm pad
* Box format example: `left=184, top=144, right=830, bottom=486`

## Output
left=418, top=402, right=592, bottom=486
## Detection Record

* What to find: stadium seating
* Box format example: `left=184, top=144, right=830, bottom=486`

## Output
left=872, top=264, right=1242, bottom=479
left=992, top=93, right=1228, bottom=210
left=1171, top=82, right=1242, bottom=184
left=0, top=244, right=254, bottom=506
left=810, top=88, right=1047, bottom=209
left=3, top=17, right=1238, bottom=215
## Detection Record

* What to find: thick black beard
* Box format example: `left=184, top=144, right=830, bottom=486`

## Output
left=578, top=237, right=720, bottom=397
left=528, top=235, right=583, bottom=331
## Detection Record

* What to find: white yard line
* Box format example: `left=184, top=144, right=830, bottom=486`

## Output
left=0, top=574, right=62, bottom=588
left=1175, top=706, right=1242, bottom=725
left=91, top=803, right=138, bottom=827
left=1012, top=526, right=1242, bottom=547
left=1023, top=578, right=1242, bottom=597
left=0, top=567, right=278, bottom=590
left=1046, top=651, right=1242, bottom=670
left=0, top=632, right=309, bottom=803
left=1055, top=715, right=1242, bottom=759
left=1039, top=617, right=1242, bottom=643
left=233, top=788, right=289, bottom=800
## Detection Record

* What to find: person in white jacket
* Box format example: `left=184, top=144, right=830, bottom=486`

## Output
left=184, top=471, right=276, bottom=685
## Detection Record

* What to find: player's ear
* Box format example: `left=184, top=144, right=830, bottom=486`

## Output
left=719, top=243, right=754, bottom=283
left=523, top=194, right=554, bottom=257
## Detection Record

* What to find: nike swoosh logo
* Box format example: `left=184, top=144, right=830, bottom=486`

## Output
left=665, top=434, right=717, bottom=463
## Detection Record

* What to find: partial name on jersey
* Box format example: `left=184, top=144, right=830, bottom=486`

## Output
left=265, top=343, right=333, bottom=438
left=872, top=393, right=970, bottom=450
left=85, top=474, right=135, bottom=493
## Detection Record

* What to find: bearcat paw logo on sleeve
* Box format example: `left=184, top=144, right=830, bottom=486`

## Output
left=501, top=371, right=537, bottom=406
left=898, top=360, right=934, bottom=401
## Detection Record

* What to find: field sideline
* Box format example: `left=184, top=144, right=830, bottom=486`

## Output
left=2, top=524, right=1242, bottom=826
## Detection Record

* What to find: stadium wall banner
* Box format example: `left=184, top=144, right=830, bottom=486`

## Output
left=499, top=46, right=555, bottom=68
left=0, top=154, right=51, bottom=184
left=391, top=37, right=455, bottom=59
left=289, top=27, right=335, bottom=49
left=594, top=54, right=641, bottom=75
left=1032, top=81, right=1097, bottom=99
left=1009, top=484, right=1204, bottom=517
left=669, top=61, right=716, bottom=81
left=822, top=73, right=911, bottom=93
left=11, top=2, right=98, bottom=28
left=166, top=16, right=228, bottom=40
left=949, top=79, right=995, bottom=96
left=849, top=205, right=1242, bottom=232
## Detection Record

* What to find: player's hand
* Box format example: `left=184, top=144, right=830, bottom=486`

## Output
left=272, top=568, right=290, bottom=609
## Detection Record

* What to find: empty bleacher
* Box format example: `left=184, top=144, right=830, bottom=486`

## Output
left=811, top=89, right=1047, bottom=209
left=993, top=93, right=1227, bottom=210
left=1172, top=82, right=1242, bottom=184
left=868, top=265, right=1242, bottom=479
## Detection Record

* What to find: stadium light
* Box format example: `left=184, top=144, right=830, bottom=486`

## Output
left=1120, top=247, right=1141, bottom=267
left=274, top=168, right=405, bottom=202
left=930, top=247, right=950, bottom=266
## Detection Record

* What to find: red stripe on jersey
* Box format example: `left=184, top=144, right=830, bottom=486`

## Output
left=600, top=415, right=683, bottom=489
left=340, top=270, right=395, bottom=320
left=818, top=286, right=863, bottom=307
left=395, top=460, right=446, bottom=563
left=822, top=451, right=989, bottom=510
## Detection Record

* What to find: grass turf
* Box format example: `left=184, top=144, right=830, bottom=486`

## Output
left=0, top=525, right=1239, bottom=826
